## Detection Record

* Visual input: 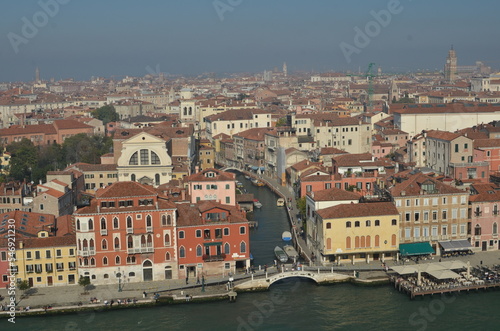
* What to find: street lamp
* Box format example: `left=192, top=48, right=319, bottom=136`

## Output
left=115, top=268, right=124, bottom=292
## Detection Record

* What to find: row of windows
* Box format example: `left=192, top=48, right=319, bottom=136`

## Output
left=23, top=249, right=74, bottom=260
left=2, top=274, right=76, bottom=284
left=77, top=214, right=173, bottom=231
left=403, top=224, right=467, bottom=238
left=334, top=219, right=397, bottom=229
left=80, top=254, right=173, bottom=267
left=178, top=227, right=245, bottom=239
left=396, top=196, right=467, bottom=207
left=23, top=262, right=76, bottom=273
left=178, top=242, right=246, bottom=258
left=403, top=209, right=467, bottom=222
left=193, top=184, right=231, bottom=190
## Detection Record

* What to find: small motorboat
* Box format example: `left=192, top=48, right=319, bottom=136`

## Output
left=253, top=199, right=262, bottom=208
left=236, top=181, right=244, bottom=188
left=251, top=178, right=265, bottom=186
left=277, top=198, right=285, bottom=206
left=244, top=175, right=251, bottom=180
left=274, top=246, right=289, bottom=263
left=282, top=231, right=292, bottom=242
left=283, top=245, right=299, bottom=263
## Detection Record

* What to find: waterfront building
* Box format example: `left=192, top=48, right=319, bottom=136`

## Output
left=468, top=183, right=500, bottom=251
left=305, top=188, right=361, bottom=256
left=13, top=236, right=78, bottom=287
left=74, top=181, right=178, bottom=285
left=316, top=202, right=400, bottom=264
left=176, top=201, right=250, bottom=278
left=383, top=172, right=469, bottom=254
left=232, top=128, right=268, bottom=171
left=186, top=168, right=236, bottom=206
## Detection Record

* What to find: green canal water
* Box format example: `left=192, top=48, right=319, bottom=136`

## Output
left=4, top=175, right=500, bottom=330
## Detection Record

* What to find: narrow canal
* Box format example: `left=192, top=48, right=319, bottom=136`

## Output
left=235, top=173, right=291, bottom=267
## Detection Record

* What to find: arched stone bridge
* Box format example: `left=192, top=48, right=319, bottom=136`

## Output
left=234, top=271, right=351, bottom=291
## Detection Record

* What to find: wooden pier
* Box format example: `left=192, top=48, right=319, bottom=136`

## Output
left=392, top=278, right=500, bottom=299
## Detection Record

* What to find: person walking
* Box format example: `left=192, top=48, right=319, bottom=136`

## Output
left=185, top=276, right=189, bottom=285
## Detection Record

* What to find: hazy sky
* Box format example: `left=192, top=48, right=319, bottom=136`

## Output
left=1, top=0, right=499, bottom=82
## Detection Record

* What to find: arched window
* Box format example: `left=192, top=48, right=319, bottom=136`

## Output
left=494, top=223, right=498, bottom=235
left=391, top=234, right=397, bottom=246
left=366, top=220, right=371, bottom=227
left=346, top=236, right=351, bottom=249
left=366, top=235, right=371, bottom=248
left=90, top=258, right=95, bottom=266
left=84, top=258, right=88, bottom=266
left=224, top=243, right=230, bottom=254
left=375, top=220, right=380, bottom=226
left=100, top=218, right=106, bottom=230
left=326, top=238, right=332, bottom=250
left=113, top=217, right=119, bottom=229
left=474, top=225, right=482, bottom=236
left=151, top=152, right=160, bottom=165
left=83, top=239, right=88, bottom=250
left=103, top=256, right=108, bottom=265
left=346, top=221, right=351, bottom=228
left=127, top=216, right=132, bottom=228
left=146, top=215, right=152, bottom=227
left=196, top=245, right=202, bottom=257
left=355, top=221, right=360, bottom=227
left=131, top=174, right=136, bottom=182
left=140, top=149, right=149, bottom=165
left=326, top=222, right=332, bottom=229
left=127, top=236, right=133, bottom=248
left=240, top=241, right=247, bottom=253
left=164, top=233, right=170, bottom=246
left=360, top=236, right=365, bottom=248
left=141, top=235, right=146, bottom=247
left=89, top=239, right=95, bottom=250
left=76, top=219, right=80, bottom=230
left=179, top=246, right=185, bottom=258
left=188, top=106, right=192, bottom=115
left=375, top=235, right=380, bottom=247
left=162, top=215, right=167, bottom=226
left=155, top=174, right=160, bottom=185
left=115, top=256, right=120, bottom=265
left=167, top=215, right=172, bottom=225
left=165, top=252, right=171, bottom=261
left=88, top=219, right=93, bottom=230
left=147, top=234, right=153, bottom=247
left=355, top=236, right=360, bottom=248
left=183, top=107, right=187, bottom=116
left=102, top=239, right=108, bottom=250
left=114, top=237, right=120, bottom=249
left=129, top=152, right=138, bottom=165
left=78, top=239, right=81, bottom=251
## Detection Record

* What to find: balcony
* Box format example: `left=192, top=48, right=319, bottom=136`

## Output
left=100, top=229, right=108, bottom=236
left=202, top=254, right=226, bottom=262
left=474, top=211, right=482, bottom=217
left=146, top=226, right=153, bottom=233
left=127, top=247, right=154, bottom=254
left=79, top=250, right=89, bottom=257
left=127, top=227, right=133, bottom=234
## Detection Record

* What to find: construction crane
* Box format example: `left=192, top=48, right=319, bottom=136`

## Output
left=365, top=62, right=376, bottom=112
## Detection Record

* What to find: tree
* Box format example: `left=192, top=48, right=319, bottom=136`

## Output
left=296, top=197, right=306, bottom=219
left=63, top=134, right=113, bottom=164
left=18, top=280, right=31, bottom=295
left=6, top=139, right=38, bottom=181
left=91, top=105, right=119, bottom=125
left=275, top=117, right=288, bottom=127
left=78, top=276, right=91, bottom=294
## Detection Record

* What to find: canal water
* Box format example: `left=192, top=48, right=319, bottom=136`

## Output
left=6, top=176, right=500, bottom=330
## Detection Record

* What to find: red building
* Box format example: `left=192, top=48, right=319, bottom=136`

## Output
left=176, top=201, right=250, bottom=279
left=75, top=181, right=178, bottom=285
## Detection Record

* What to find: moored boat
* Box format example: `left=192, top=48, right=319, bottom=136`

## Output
left=274, top=246, right=288, bottom=263
left=282, top=231, right=292, bottom=242
left=253, top=199, right=262, bottom=208
left=251, top=178, right=265, bottom=186
left=277, top=198, right=285, bottom=206
left=283, top=245, right=299, bottom=263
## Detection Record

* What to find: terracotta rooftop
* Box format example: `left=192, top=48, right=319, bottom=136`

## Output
left=307, top=187, right=361, bottom=202
left=317, top=202, right=399, bottom=219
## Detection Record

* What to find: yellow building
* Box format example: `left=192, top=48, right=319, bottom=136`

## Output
left=14, top=235, right=78, bottom=287
left=317, top=202, right=400, bottom=265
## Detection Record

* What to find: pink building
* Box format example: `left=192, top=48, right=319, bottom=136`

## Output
left=371, top=141, right=394, bottom=159
left=299, top=171, right=378, bottom=198
left=474, top=139, right=500, bottom=172
left=186, top=168, right=236, bottom=206
left=469, top=183, right=500, bottom=251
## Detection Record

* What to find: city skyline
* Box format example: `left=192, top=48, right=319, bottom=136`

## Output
left=1, top=0, right=500, bottom=82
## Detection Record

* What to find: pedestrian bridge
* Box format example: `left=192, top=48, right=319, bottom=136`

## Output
left=234, top=270, right=350, bottom=291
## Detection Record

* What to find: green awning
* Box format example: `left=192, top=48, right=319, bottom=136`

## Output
left=399, top=242, right=435, bottom=256
left=204, top=242, right=222, bottom=246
